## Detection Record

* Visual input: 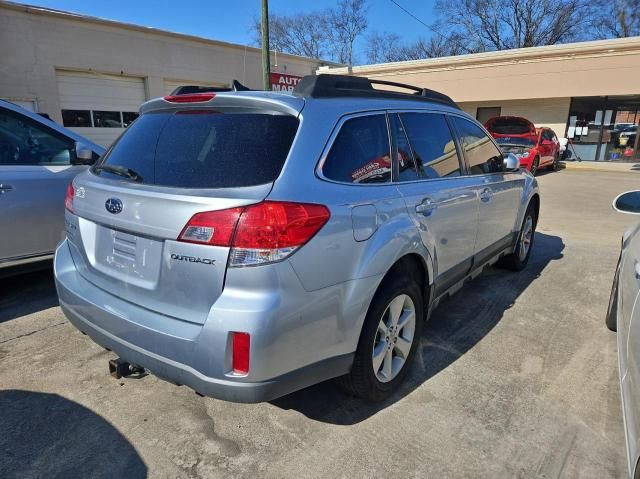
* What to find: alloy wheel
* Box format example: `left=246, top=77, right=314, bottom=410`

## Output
left=372, top=294, right=416, bottom=383
left=519, top=215, right=534, bottom=261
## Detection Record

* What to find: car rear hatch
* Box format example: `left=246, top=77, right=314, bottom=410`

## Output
left=66, top=93, right=302, bottom=325
left=484, top=116, right=537, bottom=142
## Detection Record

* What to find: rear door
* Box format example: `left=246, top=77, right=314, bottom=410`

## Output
left=0, top=106, right=85, bottom=263
left=66, top=107, right=300, bottom=325
left=390, top=112, right=478, bottom=295
left=449, top=115, right=524, bottom=264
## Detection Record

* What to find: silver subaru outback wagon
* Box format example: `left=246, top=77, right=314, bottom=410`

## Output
left=54, top=75, right=539, bottom=402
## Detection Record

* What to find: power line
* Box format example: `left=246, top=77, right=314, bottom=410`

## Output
left=389, top=0, right=431, bottom=30
left=388, top=0, right=448, bottom=40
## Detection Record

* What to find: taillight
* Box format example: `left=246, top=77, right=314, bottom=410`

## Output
left=178, top=207, right=243, bottom=246
left=65, top=182, right=74, bottom=213
left=232, top=332, right=250, bottom=375
left=163, top=93, right=216, bottom=103
left=178, top=201, right=331, bottom=267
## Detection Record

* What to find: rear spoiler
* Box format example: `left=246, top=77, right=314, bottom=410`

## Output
left=169, top=80, right=252, bottom=96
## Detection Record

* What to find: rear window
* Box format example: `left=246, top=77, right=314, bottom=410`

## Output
left=488, top=118, right=533, bottom=135
left=94, top=110, right=299, bottom=188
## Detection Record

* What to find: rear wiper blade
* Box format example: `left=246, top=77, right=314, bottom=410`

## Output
left=93, top=164, right=143, bottom=182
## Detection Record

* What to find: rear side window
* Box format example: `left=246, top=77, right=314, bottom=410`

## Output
left=451, top=117, right=503, bottom=175
left=398, top=113, right=462, bottom=179
left=323, top=114, right=391, bottom=184
left=96, top=111, right=299, bottom=188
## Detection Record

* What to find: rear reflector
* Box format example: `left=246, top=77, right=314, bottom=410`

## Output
left=65, top=182, right=74, bottom=213
left=163, top=93, right=216, bottom=103
left=232, top=332, right=250, bottom=375
left=178, top=201, right=330, bottom=267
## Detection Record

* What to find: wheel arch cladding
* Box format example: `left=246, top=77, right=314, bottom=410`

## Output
left=529, top=193, right=540, bottom=226
left=379, top=253, right=430, bottom=313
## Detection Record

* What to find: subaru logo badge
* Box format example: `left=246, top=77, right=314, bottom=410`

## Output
left=105, top=198, right=123, bottom=214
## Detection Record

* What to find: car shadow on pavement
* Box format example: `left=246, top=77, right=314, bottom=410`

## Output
left=271, top=232, right=565, bottom=425
left=0, top=268, right=58, bottom=323
left=0, top=390, right=147, bottom=479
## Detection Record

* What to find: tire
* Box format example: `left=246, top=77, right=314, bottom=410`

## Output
left=530, top=156, right=540, bottom=176
left=550, top=153, right=560, bottom=171
left=336, top=273, right=424, bottom=401
left=497, top=203, right=536, bottom=272
left=606, top=256, right=621, bottom=332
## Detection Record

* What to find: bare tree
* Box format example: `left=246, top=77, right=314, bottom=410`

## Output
left=593, top=0, right=640, bottom=38
left=365, top=31, right=404, bottom=63
left=434, top=0, right=594, bottom=51
left=252, top=12, right=329, bottom=59
left=327, top=0, right=369, bottom=65
left=251, top=1, right=367, bottom=64
left=366, top=31, right=470, bottom=63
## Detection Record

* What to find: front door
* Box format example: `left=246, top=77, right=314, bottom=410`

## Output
left=390, top=112, right=478, bottom=294
left=0, top=106, right=83, bottom=262
left=449, top=116, right=524, bottom=265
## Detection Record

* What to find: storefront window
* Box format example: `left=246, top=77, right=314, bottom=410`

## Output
left=567, top=96, right=640, bottom=161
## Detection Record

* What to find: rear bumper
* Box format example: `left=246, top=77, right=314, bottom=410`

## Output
left=54, top=239, right=359, bottom=403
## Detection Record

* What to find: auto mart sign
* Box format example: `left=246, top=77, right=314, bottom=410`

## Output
left=270, top=73, right=302, bottom=93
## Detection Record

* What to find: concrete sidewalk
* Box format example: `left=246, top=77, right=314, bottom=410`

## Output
left=561, top=160, right=640, bottom=173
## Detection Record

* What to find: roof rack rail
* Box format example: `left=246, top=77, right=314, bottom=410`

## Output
left=293, top=74, right=459, bottom=108
left=170, top=80, right=252, bottom=96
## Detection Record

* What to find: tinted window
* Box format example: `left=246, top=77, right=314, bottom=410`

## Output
left=390, top=114, right=419, bottom=181
left=323, top=115, right=391, bottom=184
left=93, top=111, right=122, bottom=128
left=122, top=112, right=139, bottom=127
left=0, top=108, right=73, bottom=165
left=541, top=129, right=556, bottom=141
left=62, top=109, right=92, bottom=127
left=451, top=117, right=503, bottom=175
left=96, top=111, right=299, bottom=188
left=399, top=113, right=461, bottom=179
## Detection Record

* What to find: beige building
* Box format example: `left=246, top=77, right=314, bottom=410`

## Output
left=0, top=0, right=334, bottom=146
left=322, top=37, right=640, bottom=161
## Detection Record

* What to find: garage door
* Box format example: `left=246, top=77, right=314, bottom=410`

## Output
left=163, top=79, right=227, bottom=95
left=57, top=70, right=146, bottom=147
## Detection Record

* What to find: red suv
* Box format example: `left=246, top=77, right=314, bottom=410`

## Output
left=484, top=116, right=560, bottom=175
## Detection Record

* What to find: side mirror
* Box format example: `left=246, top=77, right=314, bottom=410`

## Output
left=541, top=139, right=553, bottom=146
left=613, top=190, right=640, bottom=215
left=72, top=142, right=95, bottom=165
left=503, top=153, right=520, bottom=172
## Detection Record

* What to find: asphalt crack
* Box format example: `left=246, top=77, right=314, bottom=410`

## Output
left=0, top=321, right=67, bottom=345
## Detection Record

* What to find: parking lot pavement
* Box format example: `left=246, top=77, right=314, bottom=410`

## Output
left=0, top=169, right=637, bottom=478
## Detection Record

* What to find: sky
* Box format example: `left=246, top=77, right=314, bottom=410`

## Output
left=23, top=0, right=438, bottom=62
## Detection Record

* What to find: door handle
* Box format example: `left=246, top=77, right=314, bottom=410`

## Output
left=0, top=184, right=13, bottom=194
left=479, top=187, right=492, bottom=203
left=415, top=198, right=436, bottom=217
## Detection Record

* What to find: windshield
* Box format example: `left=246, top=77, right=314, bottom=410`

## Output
left=94, top=110, right=299, bottom=188
left=495, top=137, right=536, bottom=148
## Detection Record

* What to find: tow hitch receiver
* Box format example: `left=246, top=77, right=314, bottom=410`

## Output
left=109, top=358, right=144, bottom=379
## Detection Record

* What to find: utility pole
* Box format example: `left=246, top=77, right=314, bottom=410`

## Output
left=261, top=0, right=271, bottom=91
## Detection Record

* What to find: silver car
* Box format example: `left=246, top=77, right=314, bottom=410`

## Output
left=607, top=190, right=640, bottom=477
left=54, top=75, right=539, bottom=402
left=0, top=100, right=104, bottom=274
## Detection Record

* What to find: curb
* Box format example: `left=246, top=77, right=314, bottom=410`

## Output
left=559, top=161, right=638, bottom=174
